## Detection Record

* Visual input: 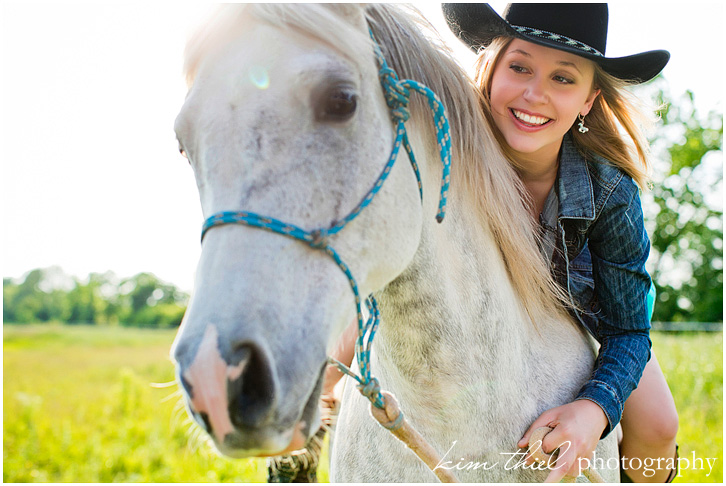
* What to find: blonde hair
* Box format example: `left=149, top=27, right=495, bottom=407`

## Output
left=182, top=4, right=572, bottom=323
left=474, top=37, right=655, bottom=190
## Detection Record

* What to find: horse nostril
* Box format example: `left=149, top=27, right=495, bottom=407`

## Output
left=227, top=343, right=276, bottom=429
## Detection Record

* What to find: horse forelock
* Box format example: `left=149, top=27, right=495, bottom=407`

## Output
left=181, top=3, right=569, bottom=325
left=182, top=4, right=372, bottom=89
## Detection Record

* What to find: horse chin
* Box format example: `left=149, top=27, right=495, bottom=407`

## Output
left=211, top=421, right=308, bottom=458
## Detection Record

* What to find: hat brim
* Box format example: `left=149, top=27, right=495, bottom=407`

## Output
left=442, top=3, right=669, bottom=83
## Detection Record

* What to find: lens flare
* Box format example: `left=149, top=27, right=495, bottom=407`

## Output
left=249, top=66, right=269, bottom=90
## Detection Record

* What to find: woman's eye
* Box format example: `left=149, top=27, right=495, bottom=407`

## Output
left=553, top=75, right=575, bottom=85
left=316, top=87, right=357, bottom=122
left=509, top=64, right=529, bottom=74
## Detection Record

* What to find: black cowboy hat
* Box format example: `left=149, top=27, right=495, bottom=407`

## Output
left=442, top=3, right=669, bottom=83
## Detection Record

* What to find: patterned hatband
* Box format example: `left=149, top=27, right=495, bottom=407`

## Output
left=511, top=25, right=604, bottom=57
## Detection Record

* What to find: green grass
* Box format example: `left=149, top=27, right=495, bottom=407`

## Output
left=651, top=332, right=723, bottom=482
left=3, top=325, right=721, bottom=482
left=4, top=324, right=270, bottom=482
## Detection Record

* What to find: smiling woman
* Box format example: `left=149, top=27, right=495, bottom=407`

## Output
left=487, top=39, right=601, bottom=179
left=443, top=2, right=680, bottom=482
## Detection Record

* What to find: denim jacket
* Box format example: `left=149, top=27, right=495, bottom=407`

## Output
left=551, top=134, right=652, bottom=437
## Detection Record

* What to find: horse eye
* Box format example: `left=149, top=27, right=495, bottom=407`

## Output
left=315, top=87, right=357, bottom=122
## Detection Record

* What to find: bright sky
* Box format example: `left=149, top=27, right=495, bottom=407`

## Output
left=2, top=2, right=723, bottom=292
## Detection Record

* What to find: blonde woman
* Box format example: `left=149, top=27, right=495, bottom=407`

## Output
left=443, top=3, right=678, bottom=482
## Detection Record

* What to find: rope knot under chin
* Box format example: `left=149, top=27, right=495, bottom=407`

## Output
left=308, top=230, right=329, bottom=249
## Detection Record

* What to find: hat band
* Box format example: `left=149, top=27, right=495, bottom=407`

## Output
left=511, top=25, right=604, bottom=57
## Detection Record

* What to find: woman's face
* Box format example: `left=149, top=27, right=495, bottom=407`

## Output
left=489, top=39, right=600, bottom=167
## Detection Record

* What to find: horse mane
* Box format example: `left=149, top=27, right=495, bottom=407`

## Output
left=182, top=4, right=570, bottom=324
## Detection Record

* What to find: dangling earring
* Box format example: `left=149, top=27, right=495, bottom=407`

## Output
left=578, top=114, right=589, bottom=134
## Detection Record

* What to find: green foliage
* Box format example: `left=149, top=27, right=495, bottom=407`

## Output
left=3, top=269, right=188, bottom=328
left=125, top=303, right=187, bottom=329
left=4, top=270, right=70, bottom=323
left=640, top=81, right=723, bottom=323
left=66, top=274, right=108, bottom=324
left=3, top=326, right=719, bottom=482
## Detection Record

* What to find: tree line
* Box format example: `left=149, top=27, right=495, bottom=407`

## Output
left=3, top=268, right=187, bottom=328
left=3, top=84, right=722, bottom=327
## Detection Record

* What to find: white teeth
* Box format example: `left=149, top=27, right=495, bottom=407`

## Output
left=512, top=109, right=550, bottom=126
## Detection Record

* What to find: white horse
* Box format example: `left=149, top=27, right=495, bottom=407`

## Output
left=171, top=4, right=618, bottom=482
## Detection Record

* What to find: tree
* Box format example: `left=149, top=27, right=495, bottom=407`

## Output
left=4, top=269, right=70, bottom=323
left=66, top=273, right=112, bottom=324
left=640, top=83, right=723, bottom=323
left=3, top=278, right=19, bottom=322
left=119, top=273, right=188, bottom=327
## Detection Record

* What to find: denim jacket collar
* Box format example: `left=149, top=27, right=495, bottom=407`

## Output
left=557, top=134, right=596, bottom=221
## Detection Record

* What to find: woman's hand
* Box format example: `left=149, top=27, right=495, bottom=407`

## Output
left=517, top=399, right=608, bottom=482
left=321, top=319, right=358, bottom=397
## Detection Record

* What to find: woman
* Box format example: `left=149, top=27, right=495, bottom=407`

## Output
left=442, top=3, right=678, bottom=482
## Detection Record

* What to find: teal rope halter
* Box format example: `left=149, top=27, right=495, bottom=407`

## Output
left=201, top=29, right=452, bottom=415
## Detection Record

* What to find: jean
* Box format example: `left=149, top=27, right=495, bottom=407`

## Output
left=551, top=134, right=654, bottom=436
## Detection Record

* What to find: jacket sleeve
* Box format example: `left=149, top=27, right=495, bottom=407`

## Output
left=575, top=178, right=652, bottom=437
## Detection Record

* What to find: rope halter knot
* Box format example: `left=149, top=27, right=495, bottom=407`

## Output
left=369, top=29, right=452, bottom=223
left=378, top=65, right=411, bottom=122
left=309, top=229, right=329, bottom=250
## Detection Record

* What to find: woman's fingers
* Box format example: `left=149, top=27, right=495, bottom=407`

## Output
left=537, top=423, right=593, bottom=481
left=544, top=444, right=576, bottom=483
left=517, top=411, right=555, bottom=449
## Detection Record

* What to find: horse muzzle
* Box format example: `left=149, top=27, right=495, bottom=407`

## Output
left=172, top=323, right=326, bottom=457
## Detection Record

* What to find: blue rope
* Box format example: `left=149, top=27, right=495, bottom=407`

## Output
left=200, top=30, right=453, bottom=412
left=371, top=31, right=451, bottom=222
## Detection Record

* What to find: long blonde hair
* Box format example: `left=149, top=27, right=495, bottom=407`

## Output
left=474, top=36, right=655, bottom=190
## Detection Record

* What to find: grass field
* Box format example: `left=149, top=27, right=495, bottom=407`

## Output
left=3, top=324, right=722, bottom=482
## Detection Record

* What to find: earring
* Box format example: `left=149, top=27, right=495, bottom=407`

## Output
left=578, top=114, right=589, bottom=134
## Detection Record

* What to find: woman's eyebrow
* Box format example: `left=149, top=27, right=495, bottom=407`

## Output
left=556, top=60, right=582, bottom=74
left=509, top=48, right=531, bottom=57
left=507, top=48, right=583, bottom=74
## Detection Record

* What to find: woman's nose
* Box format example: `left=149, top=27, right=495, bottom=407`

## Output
left=522, top=76, right=549, bottom=104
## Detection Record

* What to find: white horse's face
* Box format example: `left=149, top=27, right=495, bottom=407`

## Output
left=171, top=6, right=423, bottom=457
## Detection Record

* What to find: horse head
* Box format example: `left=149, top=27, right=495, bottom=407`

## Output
left=170, top=4, right=428, bottom=457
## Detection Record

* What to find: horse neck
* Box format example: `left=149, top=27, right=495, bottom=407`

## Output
left=376, top=187, right=533, bottom=386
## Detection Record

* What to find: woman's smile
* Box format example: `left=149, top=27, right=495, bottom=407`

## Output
left=509, top=108, right=554, bottom=129
left=489, top=39, right=599, bottom=168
